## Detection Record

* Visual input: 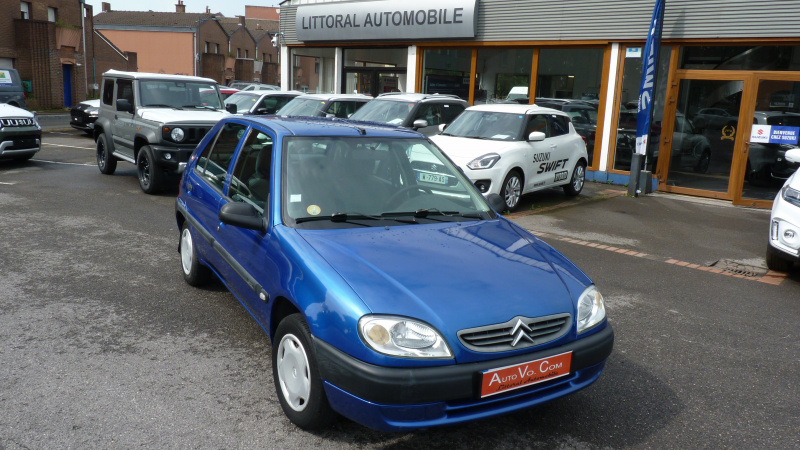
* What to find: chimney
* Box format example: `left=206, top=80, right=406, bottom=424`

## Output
left=176, top=0, right=185, bottom=13
left=205, top=6, right=210, bottom=13
left=239, top=15, right=246, bottom=26
left=102, top=2, right=111, bottom=12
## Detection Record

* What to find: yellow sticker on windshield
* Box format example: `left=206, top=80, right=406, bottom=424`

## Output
left=307, top=205, right=321, bottom=216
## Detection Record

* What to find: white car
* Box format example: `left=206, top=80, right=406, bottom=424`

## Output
left=430, top=104, right=588, bottom=210
left=767, top=148, right=800, bottom=271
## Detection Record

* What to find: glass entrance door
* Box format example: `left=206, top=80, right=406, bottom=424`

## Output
left=662, top=79, right=745, bottom=198
left=343, top=69, right=406, bottom=97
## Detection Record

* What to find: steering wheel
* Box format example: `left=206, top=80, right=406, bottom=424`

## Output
left=386, top=185, right=432, bottom=208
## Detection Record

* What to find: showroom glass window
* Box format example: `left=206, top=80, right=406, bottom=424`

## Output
left=343, top=48, right=407, bottom=96
left=420, top=49, right=472, bottom=100
left=679, top=45, right=800, bottom=71
left=290, top=48, right=335, bottom=94
left=473, top=49, right=533, bottom=104
left=611, top=45, right=672, bottom=172
left=537, top=48, right=605, bottom=165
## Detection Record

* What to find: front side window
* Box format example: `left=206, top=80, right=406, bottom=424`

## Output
left=413, top=104, right=443, bottom=126
left=278, top=98, right=327, bottom=117
left=139, top=80, right=222, bottom=110
left=550, top=115, right=570, bottom=136
left=327, top=101, right=363, bottom=118
left=195, top=122, right=248, bottom=191
left=282, top=137, right=492, bottom=228
left=443, top=110, right=525, bottom=141
left=224, top=92, right=260, bottom=113
left=116, top=79, right=134, bottom=110
left=229, top=129, right=273, bottom=214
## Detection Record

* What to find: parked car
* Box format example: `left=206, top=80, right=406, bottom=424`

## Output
left=0, top=103, right=41, bottom=161
left=218, top=87, right=240, bottom=100
left=691, top=107, right=738, bottom=131
left=747, top=111, right=800, bottom=186
left=767, top=148, right=800, bottom=271
left=69, top=99, right=100, bottom=135
left=175, top=114, right=614, bottom=431
left=430, top=104, right=589, bottom=210
left=94, top=70, right=229, bottom=194
left=229, top=81, right=280, bottom=91
left=277, top=93, right=372, bottom=119
left=0, top=67, right=26, bottom=109
left=348, top=92, right=468, bottom=136
left=224, top=90, right=303, bottom=115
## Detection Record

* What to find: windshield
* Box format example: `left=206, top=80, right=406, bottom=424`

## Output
left=282, top=136, right=493, bottom=228
left=140, top=80, right=222, bottom=109
left=349, top=100, right=414, bottom=125
left=225, top=92, right=260, bottom=113
left=278, top=98, right=328, bottom=117
left=443, top=110, right=525, bottom=141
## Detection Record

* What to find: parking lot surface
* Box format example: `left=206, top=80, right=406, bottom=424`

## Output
left=1, top=131, right=798, bottom=448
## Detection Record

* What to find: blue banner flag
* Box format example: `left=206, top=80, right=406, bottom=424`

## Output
left=635, top=0, right=665, bottom=155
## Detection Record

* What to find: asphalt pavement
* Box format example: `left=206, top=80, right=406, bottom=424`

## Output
left=1, top=131, right=798, bottom=448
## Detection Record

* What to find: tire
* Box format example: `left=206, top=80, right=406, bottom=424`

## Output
left=96, top=133, right=117, bottom=175
left=766, top=245, right=794, bottom=272
left=272, top=313, right=337, bottom=430
left=563, top=161, right=586, bottom=197
left=694, top=150, right=711, bottom=174
left=179, top=222, right=211, bottom=286
left=137, top=145, right=163, bottom=194
left=501, top=170, right=523, bottom=211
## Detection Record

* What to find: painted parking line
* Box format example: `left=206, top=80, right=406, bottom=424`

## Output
left=42, top=142, right=95, bottom=150
left=533, top=230, right=787, bottom=286
left=30, top=159, right=95, bottom=167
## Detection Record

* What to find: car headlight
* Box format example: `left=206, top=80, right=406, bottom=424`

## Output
left=358, top=315, right=453, bottom=359
left=782, top=185, right=800, bottom=207
left=88, top=109, right=99, bottom=117
left=467, top=153, right=501, bottom=170
left=576, top=285, right=606, bottom=334
left=170, top=127, right=186, bottom=142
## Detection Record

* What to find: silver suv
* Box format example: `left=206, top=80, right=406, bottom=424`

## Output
left=94, top=70, right=229, bottom=194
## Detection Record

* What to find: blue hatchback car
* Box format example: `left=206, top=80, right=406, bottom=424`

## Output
left=175, top=115, right=614, bottom=431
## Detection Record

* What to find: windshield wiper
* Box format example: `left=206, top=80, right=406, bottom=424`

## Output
left=183, top=105, right=219, bottom=110
left=145, top=104, right=183, bottom=110
left=295, top=212, right=417, bottom=225
left=381, top=209, right=484, bottom=221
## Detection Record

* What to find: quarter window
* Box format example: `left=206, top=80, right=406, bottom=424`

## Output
left=102, top=79, right=114, bottom=105
left=550, top=115, right=570, bottom=136
left=195, top=122, right=248, bottom=191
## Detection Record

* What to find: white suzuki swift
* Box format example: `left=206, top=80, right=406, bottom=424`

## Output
left=430, top=104, right=588, bottom=210
left=767, top=148, right=800, bottom=271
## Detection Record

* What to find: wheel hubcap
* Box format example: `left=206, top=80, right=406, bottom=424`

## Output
left=277, top=334, right=311, bottom=412
left=139, top=155, right=150, bottom=186
left=97, top=144, right=105, bottom=167
left=573, top=165, right=585, bottom=191
left=504, top=176, right=521, bottom=208
left=180, top=228, right=193, bottom=275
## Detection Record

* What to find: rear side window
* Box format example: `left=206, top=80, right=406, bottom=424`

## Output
left=327, top=101, right=363, bottom=118
left=102, top=79, right=114, bottom=105
left=195, top=122, right=248, bottom=191
left=549, top=115, right=570, bottom=137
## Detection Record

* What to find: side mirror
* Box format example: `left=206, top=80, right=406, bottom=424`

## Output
left=225, top=103, right=238, bottom=114
left=412, top=119, right=429, bottom=130
left=219, top=202, right=266, bottom=232
left=486, top=193, right=506, bottom=212
left=438, top=123, right=447, bottom=132
left=786, top=148, right=800, bottom=164
left=116, top=99, right=133, bottom=114
left=325, top=113, right=336, bottom=118
left=528, top=131, right=546, bottom=142
left=255, top=108, right=268, bottom=115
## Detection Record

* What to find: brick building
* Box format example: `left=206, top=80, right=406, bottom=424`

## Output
left=0, top=0, right=90, bottom=109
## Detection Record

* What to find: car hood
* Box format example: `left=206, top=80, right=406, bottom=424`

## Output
left=430, top=134, right=521, bottom=165
left=297, top=220, right=577, bottom=341
left=138, top=108, right=229, bottom=123
left=0, top=103, right=34, bottom=118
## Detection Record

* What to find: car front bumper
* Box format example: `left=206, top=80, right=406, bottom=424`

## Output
left=151, top=144, right=195, bottom=174
left=0, top=128, right=42, bottom=159
left=769, top=194, right=800, bottom=260
left=315, top=324, right=613, bottom=431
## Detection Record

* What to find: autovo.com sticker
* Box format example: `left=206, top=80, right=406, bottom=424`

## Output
left=480, top=351, right=572, bottom=398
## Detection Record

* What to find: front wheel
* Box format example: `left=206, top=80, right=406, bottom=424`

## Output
left=272, top=314, right=337, bottom=430
left=563, top=162, right=586, bottom=196
left=96, top=133, right=117, bottom=175
left=137, top=145, right=163, bottom=194
left=501, top=170, right=523, bottom=211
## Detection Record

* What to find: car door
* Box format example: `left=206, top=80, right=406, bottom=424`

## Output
left=111, top=78, right=136, bottom=159
left=538, top=114, right=574, bottom=187
left=215, top=126, right=278, bottom=325
left=183, top=120, right=249, bottom=279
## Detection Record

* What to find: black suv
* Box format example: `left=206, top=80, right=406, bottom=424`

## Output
left=349, top=93, right=469, bottom=136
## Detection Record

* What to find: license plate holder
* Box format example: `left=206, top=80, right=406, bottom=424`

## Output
left=479, top=351, right=572, bottom=398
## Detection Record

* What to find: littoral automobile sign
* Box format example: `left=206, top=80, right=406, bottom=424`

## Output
left=295, top=0, right=477, bottom=41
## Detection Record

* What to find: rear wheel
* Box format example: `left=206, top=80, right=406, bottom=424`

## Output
left=563, top=162, right=586, bottom=196
left=272, top=314, right=337, bottom=430
left=501, top=170, right=523, bottom=211
left=766, top=245, right=794, bottom=272
left=96, top=133, right=117, bottom=175
left=137, top=145, right=163, bottom=194
left=180, top=223, right=211, bottom=286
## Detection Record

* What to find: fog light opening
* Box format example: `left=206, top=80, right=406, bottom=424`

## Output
left=164, top=153, right=172, bottom=160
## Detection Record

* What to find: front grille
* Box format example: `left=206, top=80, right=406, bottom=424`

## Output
left=185, top=127, right=209, bottom=144
left=458, top=313, right=571, bottom=352
left=1, top=118, right=35, bottom=127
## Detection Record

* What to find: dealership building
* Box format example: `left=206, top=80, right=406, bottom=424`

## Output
left=278, top=0, right=800, bottom=207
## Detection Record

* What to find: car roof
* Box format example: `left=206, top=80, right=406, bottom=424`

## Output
left=294, top=93, right=373, bottom=101
left=102, top=69, right=217, bottom=84
left=373, top=92, right=468, bottom=103
left=231, top=115, right=422, bottom=138
left=466, top=103, right=567, bottom=116
left=229, top=90, right=304, bottom=99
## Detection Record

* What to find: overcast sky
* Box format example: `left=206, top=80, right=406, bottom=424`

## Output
left=86, top=0, right=281, bottom=18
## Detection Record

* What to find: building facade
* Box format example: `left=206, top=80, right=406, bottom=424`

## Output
left=277, top=0, right=800, bottom=208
